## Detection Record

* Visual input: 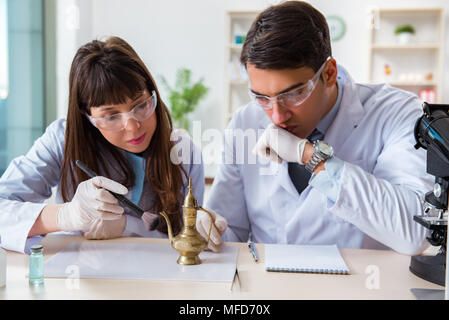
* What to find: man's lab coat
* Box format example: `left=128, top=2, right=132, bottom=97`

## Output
left=207, top=67, right=433, bottom=255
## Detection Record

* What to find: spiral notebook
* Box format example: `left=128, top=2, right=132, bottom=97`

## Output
left=265, top=244, right=350, bottom=274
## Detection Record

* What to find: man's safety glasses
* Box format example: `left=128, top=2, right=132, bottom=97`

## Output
left=87, top=90, right=157, bottom=132
left=248, top=56, right=331, bottom=110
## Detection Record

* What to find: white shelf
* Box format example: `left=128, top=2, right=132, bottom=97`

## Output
left=371, top=44, right=440, bottom=50
left=367, top=7, right=445, bottom=103
left=229, top=44, right=243, bottom=50
left=388, top=81, right=438, bottom=87
left=225, top=11, right=259, bottom=124
left=376, top=8, right=442, bottom=14
left=229, top=80, right=248, bottom=86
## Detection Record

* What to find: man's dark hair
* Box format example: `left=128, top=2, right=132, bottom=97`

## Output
left=240, top=1, right=331, bottom=72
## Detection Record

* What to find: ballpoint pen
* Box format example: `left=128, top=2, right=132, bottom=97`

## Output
left=75, top=160, right=159, bottom=230
left=248, top=240, right=259, bottom=262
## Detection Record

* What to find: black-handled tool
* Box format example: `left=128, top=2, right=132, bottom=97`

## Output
left=75, top=160, right=159, bottom=230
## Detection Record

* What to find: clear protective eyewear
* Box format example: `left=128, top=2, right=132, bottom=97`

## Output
left=248, top=56, right=331, bottom=110
left=87, top=90, right=157, bottom=132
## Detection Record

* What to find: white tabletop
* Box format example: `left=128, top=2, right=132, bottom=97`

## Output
left=0, top=234, right=444, bottom=300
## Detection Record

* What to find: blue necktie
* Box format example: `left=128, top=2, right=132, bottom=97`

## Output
left=288, top=128, right=324, bottom=195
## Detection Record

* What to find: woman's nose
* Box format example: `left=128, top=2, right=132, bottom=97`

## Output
left=124, top=116, right=141, bottom=131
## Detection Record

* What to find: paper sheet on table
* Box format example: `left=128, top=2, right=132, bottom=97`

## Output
left=44, top=242, right=239, bottom=282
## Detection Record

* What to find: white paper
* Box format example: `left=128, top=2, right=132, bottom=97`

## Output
left=265, top=244, right=350, bottom=274
left=44, top=242, right=239, bottom=282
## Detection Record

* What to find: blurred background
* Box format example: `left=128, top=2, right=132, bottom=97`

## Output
left=0, top=0, right=448, bottom=186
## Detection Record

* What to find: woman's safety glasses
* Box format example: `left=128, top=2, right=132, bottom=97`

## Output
left=87, top=90, right=157, bottom=132
left=248, top=57, right=331, bottom=110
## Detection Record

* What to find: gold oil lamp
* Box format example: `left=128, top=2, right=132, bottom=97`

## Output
left=159, top=178, right=214, bottom=265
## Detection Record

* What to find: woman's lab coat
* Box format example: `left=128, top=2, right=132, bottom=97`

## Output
left=206, top=67, right=433, bottom=255
left=0, top=119, right=204, bottom=253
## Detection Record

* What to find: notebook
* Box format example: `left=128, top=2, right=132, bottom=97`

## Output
left=265, top=244, right=350, bottom=274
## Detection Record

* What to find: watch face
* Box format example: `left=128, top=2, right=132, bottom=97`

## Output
left=317, top=141, right=333, bottom=157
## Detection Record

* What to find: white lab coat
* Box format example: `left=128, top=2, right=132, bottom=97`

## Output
left=0, top=119, right=204, bottom=253
left=206, top=67, right=433, bottom=255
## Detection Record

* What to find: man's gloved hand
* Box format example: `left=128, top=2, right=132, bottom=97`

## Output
left=196, top=208, right=227, bottom=253
left=83, top=215, right=127, bottom=240
left=57, top=176, right=128, bottom=232
left=253, top=123, right=308, bottom=164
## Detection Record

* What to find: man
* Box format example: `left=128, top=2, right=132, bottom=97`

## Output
left=198, top=1, right=432, bottom=255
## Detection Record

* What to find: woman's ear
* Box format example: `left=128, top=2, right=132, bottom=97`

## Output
left=323, top=58, right=338, bottom=88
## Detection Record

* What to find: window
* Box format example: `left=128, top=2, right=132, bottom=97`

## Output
left=0, top=0, right=8, bottom=173
left=0, top=0, right=45, bottom=175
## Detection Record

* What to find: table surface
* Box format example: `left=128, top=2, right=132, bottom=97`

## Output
left=0, top=234, right=444, bottom=300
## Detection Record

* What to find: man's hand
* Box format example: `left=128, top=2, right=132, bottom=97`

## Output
left=253, top=123, right=309, bottom=164
left=196, top=208, right=227, bottom=252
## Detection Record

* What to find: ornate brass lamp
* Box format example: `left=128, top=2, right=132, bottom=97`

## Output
left=159, top=178, right=214, bottom=265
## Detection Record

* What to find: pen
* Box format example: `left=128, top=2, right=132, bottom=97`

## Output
left=75, top=160, right=159, bottom=230
left=248, top=241, right=259, bottom=262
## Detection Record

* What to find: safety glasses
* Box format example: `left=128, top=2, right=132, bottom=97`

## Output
left=248, top=57, right=331, bottom=110
left=87, top=90, right=157, bottom=132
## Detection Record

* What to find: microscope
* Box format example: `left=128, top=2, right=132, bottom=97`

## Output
left=410, top=102, right=449, bottom=286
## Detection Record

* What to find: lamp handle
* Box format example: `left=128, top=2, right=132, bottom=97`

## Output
left=198, top=206, right=214, bottom=244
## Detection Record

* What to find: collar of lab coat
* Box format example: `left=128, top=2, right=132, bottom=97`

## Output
left=323, top=66, right=366, bottom=154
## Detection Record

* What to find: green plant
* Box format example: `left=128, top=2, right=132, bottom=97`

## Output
left=159, top=68, right=209, bottom=132
left=394, top=24, right=415, bottom=35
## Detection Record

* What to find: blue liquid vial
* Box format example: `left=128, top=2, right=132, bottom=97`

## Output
left=29, top=244, right=44, bottom=285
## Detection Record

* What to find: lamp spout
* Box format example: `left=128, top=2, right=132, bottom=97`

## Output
left=159, top=211, right=174, bottom=245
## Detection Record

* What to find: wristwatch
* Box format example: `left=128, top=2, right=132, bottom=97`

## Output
left=305, top=140, right=334, bottom=173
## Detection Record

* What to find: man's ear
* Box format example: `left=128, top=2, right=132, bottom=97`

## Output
left=323, top=58, right=338, bottom=87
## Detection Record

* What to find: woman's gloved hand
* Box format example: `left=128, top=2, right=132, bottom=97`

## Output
left=196, top=208, right=227, bottom=252
left=57, top=176, right=128, bottom=232
left=83, top=215, right=127, bottom=240
left=253, top=123, right=308, bottom=164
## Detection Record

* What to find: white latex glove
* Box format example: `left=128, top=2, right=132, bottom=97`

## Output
left=196, top=208, right=227, bottom=253
left=83, top=215, right=127, bottom=240
left=253, top=123, right=308, bottom=164
left=57, top=176, right=128, bottom=232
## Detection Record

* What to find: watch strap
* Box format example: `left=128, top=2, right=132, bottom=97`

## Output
left=305, top=140, right=329, bottom=173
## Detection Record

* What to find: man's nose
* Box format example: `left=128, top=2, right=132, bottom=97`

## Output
left=271, top=101, right=292, bottom=125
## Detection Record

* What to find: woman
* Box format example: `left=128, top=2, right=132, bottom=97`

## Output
left=0, top=36, right=206, bottom=253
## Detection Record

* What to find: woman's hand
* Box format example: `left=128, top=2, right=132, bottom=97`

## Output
left=83, top=215, right=127, bottom=240
left=57, top=176, right=128, bottom=232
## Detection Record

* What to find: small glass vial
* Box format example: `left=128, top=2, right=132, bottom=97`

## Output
left=29, top=244, right=44, bottom=286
